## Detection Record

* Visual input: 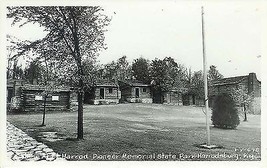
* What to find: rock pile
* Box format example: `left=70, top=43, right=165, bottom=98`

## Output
left=6, top=122, right=65, bottom=161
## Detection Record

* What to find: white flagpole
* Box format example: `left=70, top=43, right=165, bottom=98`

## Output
left=201, top=6, right=211, bottom=146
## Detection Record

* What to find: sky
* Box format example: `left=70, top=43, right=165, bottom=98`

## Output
left=5, top=1, right=263, bottom=80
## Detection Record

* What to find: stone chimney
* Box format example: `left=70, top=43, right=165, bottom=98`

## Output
left=248, top=73, right=256, bottom=94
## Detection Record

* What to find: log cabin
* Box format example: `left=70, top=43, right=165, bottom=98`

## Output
left=119, top=80, right=152, bottom=103
left=84, top=80, right=120, bottom=105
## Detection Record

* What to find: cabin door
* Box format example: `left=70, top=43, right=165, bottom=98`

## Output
left=135, top=88, right=140, bottom=98
left=100, top=88, right=105, bottom=99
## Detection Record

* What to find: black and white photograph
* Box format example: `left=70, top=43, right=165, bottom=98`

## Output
left=0, top=0, right=266, bottom=168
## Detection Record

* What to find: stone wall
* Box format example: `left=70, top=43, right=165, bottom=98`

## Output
left=250, top=97, right=261, bottom=114
left=209, top=81, right=248, bottom=97
left=93, top=99, right=119, bottom=105
left=248, top=73, right=261, bottom=97
left=126, top=97, right=152, bottom=103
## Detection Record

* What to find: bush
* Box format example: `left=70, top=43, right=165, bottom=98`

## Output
left=211, top=94, right=240, bottom=129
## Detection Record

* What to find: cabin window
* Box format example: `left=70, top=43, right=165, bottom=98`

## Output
left=35, top=95, right=43, bottom=101
left=52, top=95, right=59, bottom=101
left=109, top=88, right=113, bottom=93
left=143, top=88, right=147, bottom=92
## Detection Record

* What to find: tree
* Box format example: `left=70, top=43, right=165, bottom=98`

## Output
left=117, top=56, right=130, bottom=81
left=150, top=57, right=187, bottom=91
left=132, top=57, right=150, bottom=84
left=183, top=67, right=193, bottom=88
left=6, top=35, right=33, bottom=80
left=150, top=58, right=168, bottom=91
left=211, top=93, right=240, bottom=129
left=101, top=56, right=131, bottom=82
left=208, top=65, right=223, bottom=81
left=229, top=87, right=254, bottom=121
left=7, top=6, right=111, bottom=139
left=83, top=57, right=102, bottom=87
left=24, top=60, right=46, bottom=84
left=189, top=70, right=205, bottom=100
left=102, top=61, right=118, bottom=81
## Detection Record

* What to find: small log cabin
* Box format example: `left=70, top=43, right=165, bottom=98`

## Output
left=84, top=80, right=120, bottom=105
left=7, top=79, right=75, bottom=113
left=162, top=88, right=188, bottom=105
left=119, top=80, right=152, bottom=103
left=209, top=72, right=261, bottom=114
left=20, top=84, right=72, bottom=112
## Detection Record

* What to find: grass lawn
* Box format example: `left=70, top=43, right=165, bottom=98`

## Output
left=7, top=103, right=261, bottom=161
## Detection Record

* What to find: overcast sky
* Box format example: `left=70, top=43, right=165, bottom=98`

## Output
left=6, top=1, right=262, bottom=80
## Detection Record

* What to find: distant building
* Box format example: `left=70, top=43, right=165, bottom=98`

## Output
left=162, top=88, right=188, bottom=105
left=84, top=80, right=120, bottom=105
left=7, top=79, right=25, bottom=104
left=181, top=90, right=204, bottom=106
left=119, top=80, right=152, bottom=103
left=209, top=73, right=261, bottom=114
left=151, top=86, right=192, bottom=105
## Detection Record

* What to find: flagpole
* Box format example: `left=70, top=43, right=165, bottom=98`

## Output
left=201, top=6, right=211, bottom=146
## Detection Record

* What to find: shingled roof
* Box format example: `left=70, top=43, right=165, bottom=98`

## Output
left=210, top=75, right=248, bottom=86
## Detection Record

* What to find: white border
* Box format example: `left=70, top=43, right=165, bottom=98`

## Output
left=0, top=1, right=266, bottom=168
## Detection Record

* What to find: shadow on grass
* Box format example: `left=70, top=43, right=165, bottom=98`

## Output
left=66, top=137, right=81, bottom=141
left=194, top=143, right=224, bottom=149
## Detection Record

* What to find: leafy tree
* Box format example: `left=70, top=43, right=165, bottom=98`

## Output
left=150, top=57, right=187, bottom=91
left=150, top=58, right=168, bottom=91
left=6, top=35, right=35, bottom=80
left=102, top=56, right=131, bottom=82
left=183, top=67, right=192, bottom=88
left=24, top=60, right=46, bottom=84
left=102, top=61, right=118, bottom=81
left=7, top=6, right=111, bottom=139
left=6, top=35, right=27, bottom=80
left=12, top=64, right=25, bottom=80
left=189, top=70, right=204, bottom=100
left=188, top=65, right=223, bottom=103
left=229, top=87, right=254, bottom=121
left=83, top=58, right=102, bottom=86
left=211, top=93, right=240, bottom=129
left=116, top=56, right=131, bottom=81
left=208, top=65, right=223, bottom=81
left=132, top=57, right=151, bottom=84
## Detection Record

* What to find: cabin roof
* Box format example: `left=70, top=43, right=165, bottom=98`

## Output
left=21, top=84, right=70, bottom=92
left=94, top=80, right=118, bottom=87
left=210, top=75, right=248, bottom=86
left=119, top=80, right=150, bottom=87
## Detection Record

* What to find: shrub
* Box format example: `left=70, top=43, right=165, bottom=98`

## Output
left=211, top=93, right=240, bottom=129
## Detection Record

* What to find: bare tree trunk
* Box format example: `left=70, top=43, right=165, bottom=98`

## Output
left=69, top=8, right=84, bottom=140
left=42, top=95, right=46, bottom=126
left=77, top=78, right=84, bottom=139
left=244, top=105, right=247, bottom=121
left=41, top=55, right=49, bottom=126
